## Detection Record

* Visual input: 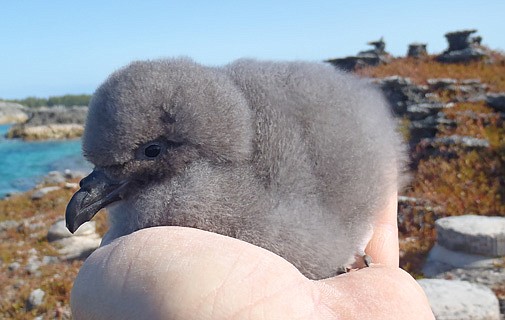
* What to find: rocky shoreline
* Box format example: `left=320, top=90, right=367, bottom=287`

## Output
left=0, top=105, right=87, bottom=140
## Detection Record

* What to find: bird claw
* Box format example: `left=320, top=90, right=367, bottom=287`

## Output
left=336, top=255, right=373, bottom=275
left=363, top=254, right=373, bottom=267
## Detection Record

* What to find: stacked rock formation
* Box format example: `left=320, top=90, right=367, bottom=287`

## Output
left=437, top=29, right=485, bottom=63
left=407, top=43, right=428, bottom=58
left=326, top=38, right=390, bottom=71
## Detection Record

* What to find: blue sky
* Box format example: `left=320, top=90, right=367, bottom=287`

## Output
left=1, top=0, right=504, bottom=99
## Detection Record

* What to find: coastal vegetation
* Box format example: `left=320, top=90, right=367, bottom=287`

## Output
left=4, top=94, right=91, bottom=108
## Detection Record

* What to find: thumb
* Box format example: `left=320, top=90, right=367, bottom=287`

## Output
left=365, top=192, right=399, bottom=267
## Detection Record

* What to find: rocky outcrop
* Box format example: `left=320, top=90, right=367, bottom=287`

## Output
left=418, top=279, right=500, bottom=320
left=22, top=105, right=87, bottom=126
left=26, top=289, right=46, bottom=311
left=437, top=29, right=486, bottom=63
left=436, top=215, right=505, bottom=257
left=47, top=219, right=101, bottom=260
left=326, top=38, right=390, bottom=71
left=421, top=215, right=505, bottom=319
left=486, top=93, right=505, bottom=112
left=374, top=76, right=429, bottom=115
left=31, top=186, right=62, bottom=200
left=372, top=76, right=457, bottom=144
left=428, top=78, right=488, bottom=103
left=407, top=43, right=428, bottom=58
left=0, top=101, right=28, bottom=124
left=7, top=105, right=87, bottom=140
left=421, top=135, right=490, bottom=150
left=7, top=123, right=84, bottom=140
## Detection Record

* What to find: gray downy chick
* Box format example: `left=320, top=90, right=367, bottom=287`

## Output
left=66, top=58, right=406, bottom=280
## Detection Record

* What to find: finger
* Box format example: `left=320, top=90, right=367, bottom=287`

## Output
left=71, top=227, right=329, bottom=320
left=317, top=266, right=434, bottom=319
left=364, top=192, right=399, bottom=267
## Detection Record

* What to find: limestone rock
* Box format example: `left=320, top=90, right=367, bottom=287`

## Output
left=54, top=235, right=102, bottom=260
left=437, top=30, right=485, bottom=63
left=26, top=289, right=45, bottom=310
left=43, top=171, right=66, bottom=184
left=409, top=116, right=439, bottom=143
left=6, top=105, right=87, bottom=140
left=486, top=93, right=505, bottom=112
left=0, top=101, right=28, bottom=124
left=423, top=244, right=502, bottom=277
left=434, top=267, right=505, bottom=291
left=418, top=279, right=500, bottom=320
left=48, top=219, right=101, bottom=259
left=374, top=76, right=429, bottom=115
left=436, top=215, right=505, bottom=256
left=8, top=262, right=21, bottom=271
left=427, top=78, right=458, bottom=90
left=31, top=186, right=61, bottom=200
left=0, top=220, right=19, bottom=231
left=406, top=102, right=451, bottom=121
left=7, top=123, right=84, bottom=140
left=326, top=38, right=390, bottom=71
left=421, top=135, right=490, bottom=149
left=47, top=219, right=96, bottom=242
left=64, top=182, right=79, bottom=189
left=24, top=105, right=88, bottom=126
left=407, top=43, right=428, bottom=58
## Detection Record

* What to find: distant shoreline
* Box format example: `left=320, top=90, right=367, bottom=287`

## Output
left=0, top=124, right=91, bottom=198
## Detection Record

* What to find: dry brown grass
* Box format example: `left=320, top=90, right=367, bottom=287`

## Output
left=357, top=53, right=505, bottom=92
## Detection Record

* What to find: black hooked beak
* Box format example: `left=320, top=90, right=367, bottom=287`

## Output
left=65, top=169, right=130, bottom=233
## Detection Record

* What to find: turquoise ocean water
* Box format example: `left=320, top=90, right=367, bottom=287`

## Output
left=0, top=124, right=92, bottom=198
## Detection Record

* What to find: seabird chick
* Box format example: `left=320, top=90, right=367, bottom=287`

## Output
left=66, top=58, right=405, bottom=279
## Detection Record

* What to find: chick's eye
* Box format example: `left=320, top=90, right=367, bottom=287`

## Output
left=144, top=144, right=162, bottom=158
left=137, top=139, right=182, bottom=161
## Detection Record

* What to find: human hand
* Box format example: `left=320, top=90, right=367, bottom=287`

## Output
left=70, top=194, right=434, bottom=319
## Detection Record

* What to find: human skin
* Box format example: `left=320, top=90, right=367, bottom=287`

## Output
left=70, top=194, right=434, bottom=319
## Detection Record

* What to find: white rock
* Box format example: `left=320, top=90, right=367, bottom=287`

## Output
left=44, top=171, right=66, bottom=184
left=27, top=288, right=45, bottom=310
left=418, top=279, right=499, bottom=320
left=48, top=219, right=101, bottom=259
left=47, top=219, right=96, bottom=242
left=42, top=256, right=59, bottom=265
left=53, top=234, right=101, bottom=260
left=31, top=186, right=61, bottom=200
left=423, top=244, right=502, bottom=277
left=0, top=101, right=28, bottom=124
left=25, top=254, right=42, bottom=274
left=0, top=220, right=19, bottom=231
left=8, top=262, right=21, bottom=271
left=436, top=215, right=505, bottom=256
left=64, top=182, right=79, bottom=189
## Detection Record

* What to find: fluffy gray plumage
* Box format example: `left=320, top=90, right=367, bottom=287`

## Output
left=66, top=58, right=405, bottom=280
